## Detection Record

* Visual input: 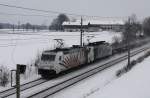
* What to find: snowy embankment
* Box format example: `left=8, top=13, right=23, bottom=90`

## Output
left=0, top=30, right=121, bottom=69
left=50, top=48, right=150, bottom=98
left=86, top=54, right=150, bottom=98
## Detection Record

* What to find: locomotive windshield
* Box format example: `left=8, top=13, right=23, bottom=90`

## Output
left=41, top=54, right=56, bottom=61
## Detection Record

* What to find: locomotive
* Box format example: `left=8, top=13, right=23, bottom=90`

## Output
left=37, top=41, right=112, bottom=78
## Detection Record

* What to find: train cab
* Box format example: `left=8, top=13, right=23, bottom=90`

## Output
left=37, top=49, right=66, bottom=78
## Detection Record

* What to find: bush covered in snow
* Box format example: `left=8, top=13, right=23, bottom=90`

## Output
left=0, top=66, right=10, bottom=87
left=116, top=50, right=150, bottom=77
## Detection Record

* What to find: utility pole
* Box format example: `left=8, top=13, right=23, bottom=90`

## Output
left=127, top=38, right=130, bottom=66
left=12, top=24, right=15, bottom=32
left=16, top=64, right=20, bottom=98
left=80, top=17, right=83, bottom=46
left=127, top=18, right=132, bottom=66
left=18, top=21, right=20, bottom=31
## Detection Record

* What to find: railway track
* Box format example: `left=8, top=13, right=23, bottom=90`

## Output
left=1, top=44, right=149, bottom=98
left=0, top=78, right=47, bottom=98
left=26, top=46, right=149, bottom=98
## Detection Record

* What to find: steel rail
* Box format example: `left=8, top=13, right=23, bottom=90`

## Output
left=0, top=78, right=47, bottom=97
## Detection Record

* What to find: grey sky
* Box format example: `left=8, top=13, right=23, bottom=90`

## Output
left=0, top=0, right=149, bottom=25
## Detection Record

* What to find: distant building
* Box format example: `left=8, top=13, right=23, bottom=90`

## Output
left=62, top=18, right=126, bottom=32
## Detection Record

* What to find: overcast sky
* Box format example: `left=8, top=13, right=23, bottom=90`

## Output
left=0, top=0, right=149, bottom=25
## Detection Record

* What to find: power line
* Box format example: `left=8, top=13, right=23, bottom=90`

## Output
left=0, top=32, right=80, bottom=36
left=0, top=31, right=103, bottom=37
left=0, top=40, right=51, bottom=47
left=0, top=12, right=56, bottom=18
left=0, top=37, right=51, bottom=41
left=0, top=3, right=83, bottom=17
left=0, top=33, right=100, bottom=37
left=0, top=3, right=125, bottom=18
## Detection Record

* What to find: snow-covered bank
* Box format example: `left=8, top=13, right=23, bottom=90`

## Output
left=49, top=48, right=150, bottom=98
left=87, top=54, right=150, bottom=98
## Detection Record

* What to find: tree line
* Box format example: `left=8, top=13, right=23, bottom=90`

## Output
left=0, top=22, right=48, bottom=31
left=0, top=13, right=150, bottom=37
left=48, top=14, right=150, bottom=38
left=0, top=13, right=69, bottom=31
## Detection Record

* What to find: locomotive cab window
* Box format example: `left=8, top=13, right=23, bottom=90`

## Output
left=41, top=54, right=56, bottom=61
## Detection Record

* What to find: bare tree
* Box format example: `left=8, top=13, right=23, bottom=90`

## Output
left=49, top=14, right=69, bottom=31
left=0, top=24, right=3, bottom=29
left=143, top=17, right=150, bottom=36
left=123, top=14, right=140, bottom=43
left=123, top=14, right=139, bottom=66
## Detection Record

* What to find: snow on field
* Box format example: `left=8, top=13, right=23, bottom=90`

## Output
left=0, top=29, right=121, bottom=69
left=86, top=53, right=150, bottom=98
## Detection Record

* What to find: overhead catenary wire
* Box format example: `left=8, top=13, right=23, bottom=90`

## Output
left=0, top=30, right=92, bottom=36
left=0, top=32, right=81, bottom=36
left=0, top=39, right=52, bottom=47
left=0, top=35, right=100, bottom=47
left=0, top=33, right=98, bottom=47
left=0, top=32, right=100, bottom=37
left=0, top=37, right=52, bottom=41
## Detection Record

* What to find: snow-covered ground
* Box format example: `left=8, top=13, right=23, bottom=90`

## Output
left=0, top=29, right=121, bottom=69
left=49, top=48, right=150, bottom=98
left=6, top=46, right=150, bottom=98
left=1, top=29, right=149, bottom=97
left=86, top=52, right=150, bottom=98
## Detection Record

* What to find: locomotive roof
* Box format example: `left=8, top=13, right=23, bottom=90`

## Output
left=43, top=41, right=109, bottom=54
left=44, top=45, right=82, bottom=53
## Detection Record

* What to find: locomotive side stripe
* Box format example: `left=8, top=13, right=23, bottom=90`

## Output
left=65, top=56, right=70, bottom=67
left=59, top=62, right=69, bottom=68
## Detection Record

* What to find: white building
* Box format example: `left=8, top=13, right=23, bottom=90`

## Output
left=62, top=18, right=126, bottom=32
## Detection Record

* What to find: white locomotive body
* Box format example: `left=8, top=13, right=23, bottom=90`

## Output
left=37, top=41, right=112, bottom=78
